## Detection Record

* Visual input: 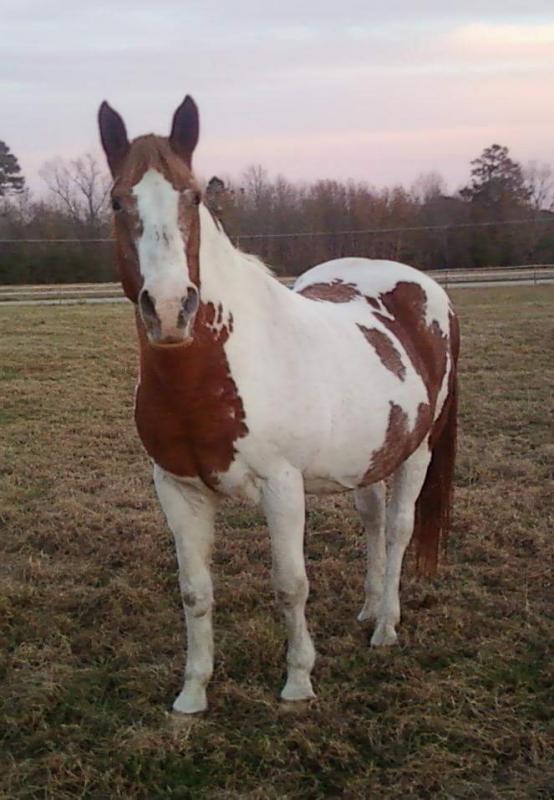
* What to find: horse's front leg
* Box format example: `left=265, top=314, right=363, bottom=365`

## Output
left=262, top=466, right=316, bottom=702
left=153, top=465, right=217, bottom=714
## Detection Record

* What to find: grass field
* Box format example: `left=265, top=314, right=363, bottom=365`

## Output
left=1, top=286, right=553, bottom=799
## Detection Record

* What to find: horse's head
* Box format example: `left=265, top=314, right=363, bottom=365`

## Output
left=98, top=97, right=201, bottom=347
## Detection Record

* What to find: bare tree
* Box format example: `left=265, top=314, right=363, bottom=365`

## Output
left=241, top=164, right=270, bottom=205
left=411, top=171, right=447, bottom=204
left=39, top=153, right=110, bottom=233
left=524, top=161, right=554, bottom=212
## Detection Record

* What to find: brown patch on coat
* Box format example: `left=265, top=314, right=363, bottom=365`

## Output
left=373, top=281, right=448, bottom=408
left=134, top=302, right=248, bottom=488
left=182, top=193, right=200, bottom=286
left=110, top=135, right=202, bottom=300
left=362, top=401, right=432, bottom=484
left=111, top=207, right=143, bottom=303
left=357, top=326, right=406, bottom=381
left=298, top=279, right=360, bottom=302
left=447, top=308, right=461, bottom=370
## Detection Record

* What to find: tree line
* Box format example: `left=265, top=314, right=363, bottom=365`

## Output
left=1, top=140, right=553, bottom=284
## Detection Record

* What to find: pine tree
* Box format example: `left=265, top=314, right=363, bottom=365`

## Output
left=460, top=144, right=530, bottom=208
left=0, top=141, right=25, bottom=195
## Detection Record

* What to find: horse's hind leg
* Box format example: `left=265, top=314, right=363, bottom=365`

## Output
left=262, top=466, right=316, bottom=701
left=354, top=481, right=386, bottom=623
left=371, top=443, right=431, bottom=647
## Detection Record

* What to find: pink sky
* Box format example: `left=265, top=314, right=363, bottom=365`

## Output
left=2, top=2, right=554, bottom=194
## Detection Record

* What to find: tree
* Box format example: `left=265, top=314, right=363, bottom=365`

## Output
left=0, top=141, right=25, bottom=195
left=205, top=176, right=227, bottom=218
left=39, top=153, right=110, bottom=233
left=460, top=144, right=530, bottom=208
left=460, top=144, right=533, bottom=267
left=411, top=171, right=446, bottom=204
left=524, top=161, right=554, bottom=212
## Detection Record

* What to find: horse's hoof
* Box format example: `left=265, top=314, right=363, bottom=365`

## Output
left=173, top=689, right=207, bottom=715
left=279, top=698, right=315, bottom=715
left=370, top=623, right=398, bottom=647
left=281, top=681, right=316, bottom=702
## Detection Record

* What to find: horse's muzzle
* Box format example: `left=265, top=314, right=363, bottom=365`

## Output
left=139, top=286, right=199, bottom=347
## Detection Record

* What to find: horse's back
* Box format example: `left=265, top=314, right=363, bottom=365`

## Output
left=294, top=258, right=451, bottom=331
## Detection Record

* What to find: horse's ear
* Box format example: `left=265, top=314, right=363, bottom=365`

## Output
left=169, top=96, right=199, bottom=166
left=98, top=101, right=130, bottom=176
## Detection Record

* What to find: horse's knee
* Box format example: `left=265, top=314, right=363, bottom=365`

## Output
left=180, top=581, right=213, bottom=618
left=273, top=572, right=308, bottom=608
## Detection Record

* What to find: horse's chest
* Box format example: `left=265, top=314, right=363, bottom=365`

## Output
left=135, top=351, right=248, bottom=488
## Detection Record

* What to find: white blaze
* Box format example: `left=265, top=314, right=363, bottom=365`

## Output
left=133, top=169, right=186, bottom=282
left=132, top=168, right=196, bottom=338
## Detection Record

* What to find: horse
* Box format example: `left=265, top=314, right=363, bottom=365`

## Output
left=98, top=96, right=459, bottom=714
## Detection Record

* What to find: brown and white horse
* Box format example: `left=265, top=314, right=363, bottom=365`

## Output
left=99, top=96, right=459, bottom=714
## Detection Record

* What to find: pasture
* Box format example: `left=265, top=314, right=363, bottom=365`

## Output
left=1, top=286, right=553, bottom=799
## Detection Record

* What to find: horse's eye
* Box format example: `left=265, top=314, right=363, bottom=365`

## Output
left=190, top=191, right=201, bottom=206
left=112, top=198, right=123, bottom=212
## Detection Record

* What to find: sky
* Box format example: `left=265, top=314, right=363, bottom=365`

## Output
left=2, top=1, right=554, bottom=195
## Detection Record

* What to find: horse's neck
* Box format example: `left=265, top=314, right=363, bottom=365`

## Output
left=197, top=205, right=287, bottom=322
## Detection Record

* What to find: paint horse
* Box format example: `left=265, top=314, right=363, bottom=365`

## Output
left=98, top=96, right=459, bottom=714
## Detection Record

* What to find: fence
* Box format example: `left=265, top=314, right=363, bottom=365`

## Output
left=1, top=264, right=553, bottom=305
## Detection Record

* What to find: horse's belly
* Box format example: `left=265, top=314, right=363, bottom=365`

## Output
left=210, top=376, right=430, bottom=500
left=214, top=449, right=361, bottom=502
left=303, top=477, right=353, bottom=494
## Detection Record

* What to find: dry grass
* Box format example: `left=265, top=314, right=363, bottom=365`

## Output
left=1, top=286, right=553, bottom=799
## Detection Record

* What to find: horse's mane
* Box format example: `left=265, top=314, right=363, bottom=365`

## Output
left=203, top=203, right=274, bottom=276
left=236, top=248, right=274, bottom=276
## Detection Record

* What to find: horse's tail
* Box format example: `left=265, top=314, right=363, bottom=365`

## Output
left=413, top=316, right=459, bottom=576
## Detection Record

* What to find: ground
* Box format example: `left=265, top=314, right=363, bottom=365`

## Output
left=1, top=286, right=553, bottom=799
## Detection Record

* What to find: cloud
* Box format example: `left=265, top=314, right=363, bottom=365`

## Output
left=2, top=2, right=553, bottom=194
left=452, top=21, right=554, bottom=48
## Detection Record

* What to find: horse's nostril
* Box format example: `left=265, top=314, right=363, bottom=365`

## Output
left=139, top=289, right=158, bottom=321
left=178, top=288, right=199, bottom=328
